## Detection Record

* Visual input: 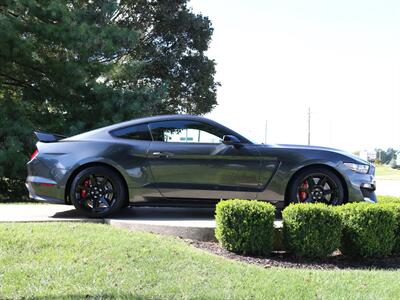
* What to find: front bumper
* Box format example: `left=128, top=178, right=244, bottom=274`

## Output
left=360, top=182, right=377, bottom=203
left=344, top=164, right=377, bottom=203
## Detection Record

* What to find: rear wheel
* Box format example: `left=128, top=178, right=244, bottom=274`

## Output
left=70, top=166, right=126, bottom=218
left=287, top=167, right=345, bottom=205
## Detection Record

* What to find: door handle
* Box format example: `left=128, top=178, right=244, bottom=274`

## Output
left=152, top=151, right=174, bottom=158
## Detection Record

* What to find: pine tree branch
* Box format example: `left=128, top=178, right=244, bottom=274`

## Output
left=0, top=73, right=40, bottom=93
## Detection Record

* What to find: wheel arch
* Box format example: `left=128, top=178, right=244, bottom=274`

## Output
left=284, top=163, right=348, bottom=206
left=64, top=162, right=129, bottom=205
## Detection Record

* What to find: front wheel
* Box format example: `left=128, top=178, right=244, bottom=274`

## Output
left=70, top=166, right=126, bottom=218
left=287, top=167, right=345, bottom=205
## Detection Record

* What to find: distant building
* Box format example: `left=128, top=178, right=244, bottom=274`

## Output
left=358, top=150, right=376, bottom=163
left=368, top=151, right=377, bottom=162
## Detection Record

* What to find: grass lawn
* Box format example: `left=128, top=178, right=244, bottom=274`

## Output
left=375, top=165, right=400, bottom=180
left=1, top=223, right=400, bottom=299
left=378, top=195, right=400, bottom=204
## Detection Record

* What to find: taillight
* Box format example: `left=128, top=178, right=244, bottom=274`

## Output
left=30, top=149, right=39, bottom=161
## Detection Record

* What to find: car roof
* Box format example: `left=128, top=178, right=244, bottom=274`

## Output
left=64, top=114, right=252, bottom=143
left=106, top=114, right=216, bottom=130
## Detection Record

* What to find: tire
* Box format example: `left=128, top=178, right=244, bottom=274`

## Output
left=70, top=166, right=127, bottom=218
left=286, top=167, right=345, bottom=205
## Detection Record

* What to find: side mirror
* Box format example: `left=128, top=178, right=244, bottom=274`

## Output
left=222, top=135, right=242, bottom=146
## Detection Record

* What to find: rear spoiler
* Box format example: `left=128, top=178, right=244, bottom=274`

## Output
left=34, top=131, right=67, bottom=143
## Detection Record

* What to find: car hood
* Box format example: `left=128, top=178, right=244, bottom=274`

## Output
left=259, top=143, right=371, bottom=165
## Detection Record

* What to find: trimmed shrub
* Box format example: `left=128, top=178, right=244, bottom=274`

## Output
left=215, top=200, right=275, bottom=255
left=337, top=203, right=396, bottom=257
left=282, top=203, right=342, bottom=258
left=378, top=203, right=400, bottom=254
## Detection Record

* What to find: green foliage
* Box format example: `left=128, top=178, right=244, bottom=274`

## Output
left=375, top=148, right=398, bottom=165
left=377, top=202, right=400, bottom=254
left=336, top=203, right=396, bottom=257
left=0, top=0, right=218, bottom=199
left=282, top=203, right=342, bottom=258
left=215, top=200, right=275, bottom=256
left=378, top=195, right=400, bottom=204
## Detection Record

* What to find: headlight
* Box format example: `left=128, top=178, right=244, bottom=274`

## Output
left=343, top=162, right=370, bottom=174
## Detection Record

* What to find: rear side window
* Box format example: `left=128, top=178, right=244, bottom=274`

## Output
left=111, top=124, right=152, bottom=141
left=149, top=120, right=226, bottom=143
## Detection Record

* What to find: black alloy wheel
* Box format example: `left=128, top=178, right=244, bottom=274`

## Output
left=70, top=166, right=126, bottom=217
left=287, top=167, right=345, bottom=205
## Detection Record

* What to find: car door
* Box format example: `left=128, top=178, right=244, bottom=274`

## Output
left=146, top=119, right=262, bottom=200
left=109, top=123, right=162, bottom=201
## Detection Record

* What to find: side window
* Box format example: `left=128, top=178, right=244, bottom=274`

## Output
left=111, top=124, right=152, bottom=141
left=149, top=120, right=226, bottom=143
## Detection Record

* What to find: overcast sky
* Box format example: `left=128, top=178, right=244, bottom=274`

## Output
left=190, top=0, right=400, bottom=152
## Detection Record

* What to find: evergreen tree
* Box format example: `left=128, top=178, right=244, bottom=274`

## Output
left=0, top=0, right=218, bottom=199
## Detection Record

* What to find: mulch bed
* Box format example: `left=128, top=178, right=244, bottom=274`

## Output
left=188, top=240, right=400, bottom=270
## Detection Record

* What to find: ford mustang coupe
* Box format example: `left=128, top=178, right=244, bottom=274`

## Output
left=26, top=115, right=376, bottom=217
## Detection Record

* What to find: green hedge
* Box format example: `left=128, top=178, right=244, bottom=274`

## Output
left=283, top=203, right=342, bottom=258
left=336, top=203, right=396, bottom=257
left=215, top=198, right=400, bottom=258
left=378, top=202, right=400, bottom=254
left=377, top=196, right=400, bottom=254
left=215, top=200, right=275, bottom=255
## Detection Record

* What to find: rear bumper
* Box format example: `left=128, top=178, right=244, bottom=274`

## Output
left=25, top=178, right=66, bottom=204
left=26, top=155, right=67, bottom=204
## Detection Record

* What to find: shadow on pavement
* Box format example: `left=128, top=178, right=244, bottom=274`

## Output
left=51, top=206, right=217, bottom=220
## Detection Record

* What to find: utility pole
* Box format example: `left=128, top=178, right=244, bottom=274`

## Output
left=264, top=120, right=268, bottom=144
left=307, top=107, right=311, bottom=146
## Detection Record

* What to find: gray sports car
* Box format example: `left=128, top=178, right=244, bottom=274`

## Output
left=26, top=114, right=376, bottom=217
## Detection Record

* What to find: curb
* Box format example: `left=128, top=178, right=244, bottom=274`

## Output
left=106, top=219, right=217, bottom=242
left=105, top=218, right=285, bottom=251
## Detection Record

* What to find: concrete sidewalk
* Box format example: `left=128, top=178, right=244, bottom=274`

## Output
left=376, top=179, right=400, bottom=197
left=0, top=204, right=102, bottom=223
left=0, top=205, right=216, bottom=224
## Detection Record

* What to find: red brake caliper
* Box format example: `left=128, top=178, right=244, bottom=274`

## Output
left=299, top=181, right=308, bottom=202
left=80, top=179, right=90, bottom=198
